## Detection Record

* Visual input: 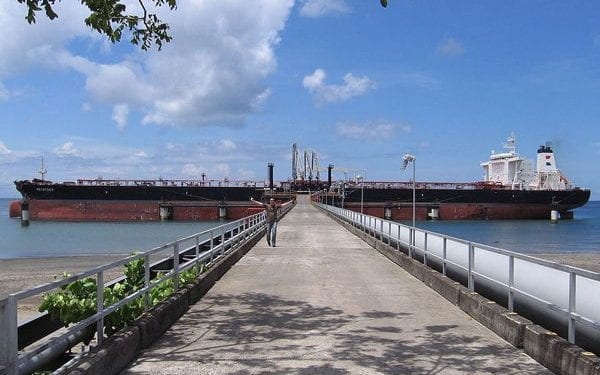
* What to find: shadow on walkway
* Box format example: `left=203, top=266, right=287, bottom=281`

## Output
left=125, top=292, right=548, bottom=374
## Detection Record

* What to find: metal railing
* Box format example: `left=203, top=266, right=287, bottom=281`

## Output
left=0, top=200, right=294, bottom=375
left=316, top=202, right=600, bottom=350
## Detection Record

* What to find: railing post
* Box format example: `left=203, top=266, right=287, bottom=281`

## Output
left=1, top=295, right=18, bottom=375
left=408, top=229, right=413, bottom=258
left=379, top=219, right=383, bottom=241
left=173, top=242, right=180, bottom=291
left=568, top=272, right=576, bottom=343
left=396, top=224, right=401, bottom=251
left=388, top=222, right=392, bottom=245
left=423, top=232, right=428, bottom=267
left=209, top=230, right=215, bottom=263
left=195, top=235, right=200, bottom=267
left=221, top=226, right=225, bottom=256
left=468, top=243, right=475, bottom=291
left=144, top=254, right=150, bottom=311
left=508, top=255, right=514, bottom=311
left=442, top=237, right=447, bottom=276
left=96, top=270, right=104, bottom=346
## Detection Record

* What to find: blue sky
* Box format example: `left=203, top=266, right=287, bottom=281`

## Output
left=1, top=0, right=599, bottom=199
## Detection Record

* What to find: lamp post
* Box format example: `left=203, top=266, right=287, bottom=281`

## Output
left=356, top=174, right=364, bottom=214
left=402, top=154, right=416, bottom=228
left=341, top=181, right=345, bottom=209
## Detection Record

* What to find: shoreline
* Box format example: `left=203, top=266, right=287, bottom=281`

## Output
left=535, top=253, right=600, bottom=273
left=0, top=255, right=128, bottom=322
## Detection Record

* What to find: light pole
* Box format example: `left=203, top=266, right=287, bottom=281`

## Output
left=356, top=174, right=364, bottom=214
left=402, top=154, right=416, bottom=228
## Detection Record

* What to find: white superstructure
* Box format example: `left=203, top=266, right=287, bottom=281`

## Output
left=480, top=134, right=572, bottom=191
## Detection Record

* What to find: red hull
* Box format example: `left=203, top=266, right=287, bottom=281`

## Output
left=340, top=202, right=568, bottom=220
left=13, top=200, right=265, bottom=221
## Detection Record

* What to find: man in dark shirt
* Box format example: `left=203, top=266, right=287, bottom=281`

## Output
left=251, top=197, right=279, bottom=247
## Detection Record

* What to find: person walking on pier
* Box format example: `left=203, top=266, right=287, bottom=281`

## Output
left=251, top=197, right=280, bottom=247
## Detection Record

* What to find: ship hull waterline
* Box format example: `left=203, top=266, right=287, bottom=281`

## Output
left=317, top=187, right=591, bottom=221
left=9, top=200, right=266, bottom=221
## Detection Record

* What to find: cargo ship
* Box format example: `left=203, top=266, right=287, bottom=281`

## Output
left=317, top=135, right=591, bottom=220
left=8, top=157, right=293, bottom=222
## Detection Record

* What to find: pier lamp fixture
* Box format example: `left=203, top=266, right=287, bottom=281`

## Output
left=402, top=154, right=416, bottom=228
left=356, top=174, right=365, bottom=214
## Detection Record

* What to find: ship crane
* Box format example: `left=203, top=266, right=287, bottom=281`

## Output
left=292, top=144, right=321, bottom=182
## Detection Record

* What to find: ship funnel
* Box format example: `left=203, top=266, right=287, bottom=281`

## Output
left=267, top=162, right=274, bottom=191
left=327, top=164, right=334, bottom=188
left=536, top=144, right=557, bottom=173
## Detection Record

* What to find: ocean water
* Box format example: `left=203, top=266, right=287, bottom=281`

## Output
left=0, top=198, right=224, bottom=259
left=1, top=198, right=599, bottom=259
left=414, top=201, right=600, bottom=254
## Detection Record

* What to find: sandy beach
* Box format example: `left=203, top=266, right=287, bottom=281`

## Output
left=1, top=252, right=599, bottom=322
left=535, top=253, right=600, bottom=273
left=0, top=255, right=128, bottom=322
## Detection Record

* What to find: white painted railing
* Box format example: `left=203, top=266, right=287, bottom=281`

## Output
left=316, top=202, right=600, bottom=350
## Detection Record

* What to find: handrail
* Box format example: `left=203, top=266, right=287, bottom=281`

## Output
left=0, top=200, right=295, bottom=375
left=315, top=202, right=600, bottom=349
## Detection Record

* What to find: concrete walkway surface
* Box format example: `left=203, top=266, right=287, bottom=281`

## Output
left=122, top=196, right=551, bottom=374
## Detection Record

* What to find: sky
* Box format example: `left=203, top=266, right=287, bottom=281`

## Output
left=1, top=0, right=599, bottom=199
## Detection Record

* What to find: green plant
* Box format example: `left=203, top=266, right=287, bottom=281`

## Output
left=39, top=258, right=207, bottom=340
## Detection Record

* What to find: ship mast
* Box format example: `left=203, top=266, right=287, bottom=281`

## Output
left=38, top=157, right=47, bottom=181
left=503, top=132, right=517, bottom=155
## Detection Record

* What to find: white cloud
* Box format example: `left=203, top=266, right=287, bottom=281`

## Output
left=300, top=0, right=350, bottom=18
left=111, top=103, right=129, bottom=130
left=81, top=102, right=92, bottom=112
left=138, top=0, right=294, bottom=126
left=0, top=140, right=12, bottom=155
left=54, top=142, right=81, bottom=157
left=181, top=163, right=206, bottom=178
left=303, top=68, right=375, bottom=105
left=215, top=163, right=231, bottom=178
left=436, top=37, right=465, bottom=57
left=238, top=168, right=256, bottom=179
left=133, top=151, right=149, bottom=158
left=336, top=121, right=410, bottom=140
left=219, top=139, right=237, bottom=151
left=181, top=162, right=231, bottom=180
left=0, top=0, right=294, bottom=127
left=0, top=2, right=93, bottom=78
left=166, top=142, right=184, bottom=151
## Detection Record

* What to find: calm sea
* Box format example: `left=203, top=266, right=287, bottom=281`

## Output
left=1, top=198, right=599, bottom=259
left=414, top=201, right=600, bottom=254
left=0, top=198, right=224, bottom=259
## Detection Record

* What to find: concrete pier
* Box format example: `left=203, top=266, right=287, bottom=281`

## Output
left=122, top=196, right=551, bottom=374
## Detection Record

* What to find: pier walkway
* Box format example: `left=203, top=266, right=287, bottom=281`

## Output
left=122, top=196, right=550, bottom=374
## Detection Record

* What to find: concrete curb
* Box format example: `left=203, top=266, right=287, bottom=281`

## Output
left=62, top=228, right=264, bottom=374
left=65, top=326, right=140, bottom=375
left=458, top=288, right=531, bottom=348
left=323, top=209, right=600, bottom=375
left=524, top=324, right=600, bottom=375
left=133, top=288, right=190, bottom=349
